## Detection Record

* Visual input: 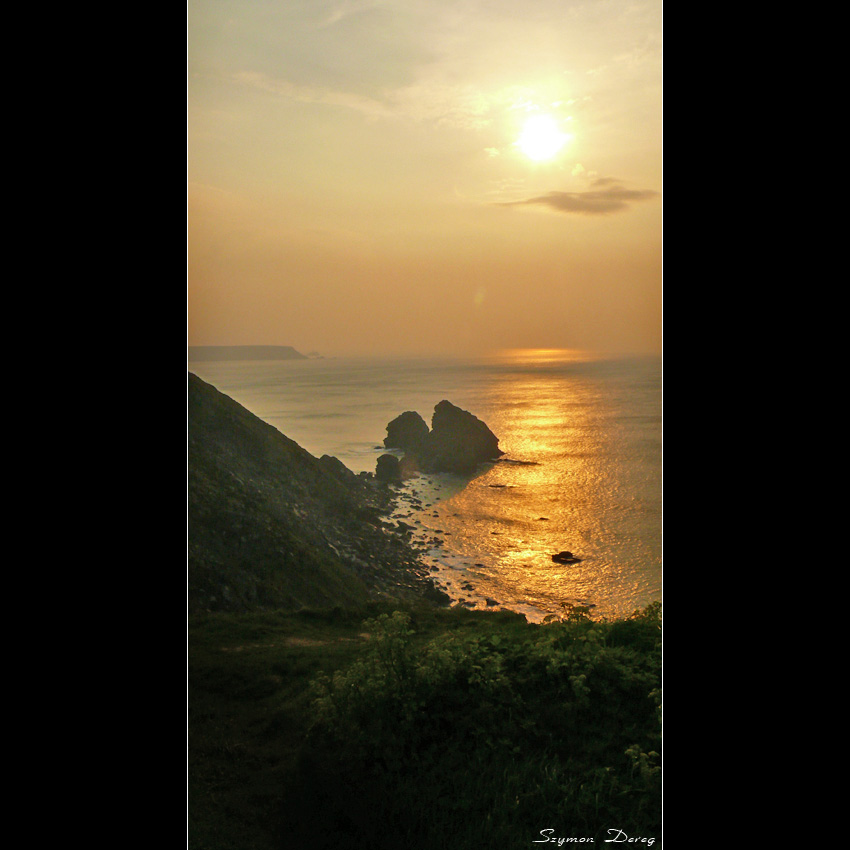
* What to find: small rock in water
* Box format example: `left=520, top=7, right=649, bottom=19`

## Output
left=551, top=550, right=582, bottom=564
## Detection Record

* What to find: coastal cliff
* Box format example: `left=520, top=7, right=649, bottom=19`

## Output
left=188, top=345, right=307, bottom=361
left=187, top=373, right=438, bottom=612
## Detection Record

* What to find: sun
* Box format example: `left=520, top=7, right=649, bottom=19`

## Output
left=516, top=114, right=570, bottom=162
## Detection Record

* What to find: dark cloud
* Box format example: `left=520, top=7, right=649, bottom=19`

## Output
left=501, top=180, right=658, bottom=215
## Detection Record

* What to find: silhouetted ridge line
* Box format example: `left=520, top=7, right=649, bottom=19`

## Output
left=188, top=345, right=307, bottom=361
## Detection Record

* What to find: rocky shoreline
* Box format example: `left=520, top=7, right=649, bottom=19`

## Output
left=188, top=372, right=448, bottom=613
left=379, top=474, right=503, bottom=610
left=188, top=374, right=590, bottom=618
left=369, top=400, right=591, bottom=619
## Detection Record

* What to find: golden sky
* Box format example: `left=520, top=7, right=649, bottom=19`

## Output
left=188, top=0, right=662, bottom=357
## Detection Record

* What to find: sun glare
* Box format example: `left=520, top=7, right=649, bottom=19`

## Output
left=517, top=115, right=570, bottom=162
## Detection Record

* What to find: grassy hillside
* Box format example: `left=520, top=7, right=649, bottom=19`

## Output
left=188, top=601, right=661, bottom=850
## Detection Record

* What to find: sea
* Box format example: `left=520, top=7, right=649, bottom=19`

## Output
left=188, top=349, right=662, bottom=623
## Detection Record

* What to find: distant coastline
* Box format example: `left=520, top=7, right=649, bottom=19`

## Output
left=188, top=345, right=308, bottom=362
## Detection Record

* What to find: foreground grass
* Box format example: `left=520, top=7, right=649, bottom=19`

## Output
left=187, top=602, right=661, bottom=850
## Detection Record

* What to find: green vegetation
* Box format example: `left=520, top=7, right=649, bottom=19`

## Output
left=188, top=602, right=661, bottom=849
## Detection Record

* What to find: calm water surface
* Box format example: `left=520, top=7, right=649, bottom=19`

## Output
left=189, top=350, right=661, bottom=622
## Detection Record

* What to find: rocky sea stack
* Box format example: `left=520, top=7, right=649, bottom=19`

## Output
left=384, top=411, right=430, bottom=452
left=377, top=400, right=503, bottom=478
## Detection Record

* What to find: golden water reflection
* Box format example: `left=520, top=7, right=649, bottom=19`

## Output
left=402, top=349, right=661, bottom=622
left=494, top=348, right=595, bottom=366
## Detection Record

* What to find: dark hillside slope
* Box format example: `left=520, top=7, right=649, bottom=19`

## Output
left=187, top=373, right=433, bottom=612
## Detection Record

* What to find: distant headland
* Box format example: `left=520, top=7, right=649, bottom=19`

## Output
left=188, top=345, right=309, bottom=361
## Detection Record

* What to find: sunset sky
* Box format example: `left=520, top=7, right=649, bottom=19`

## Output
left=187, top=0, right=662, bottom=357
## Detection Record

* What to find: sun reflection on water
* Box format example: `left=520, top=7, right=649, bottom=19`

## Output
left=492, top=348, right=596, bottom=366
left=402, top=349, right=661, bottom=622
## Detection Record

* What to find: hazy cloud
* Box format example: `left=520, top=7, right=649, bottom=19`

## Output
left=235, top=70, right=562, bottom=132
left=235, top=71, right=394, bottom=119
left=316, top=0, right=386, bottom=28
left=500, top=180, right=658, bottom=215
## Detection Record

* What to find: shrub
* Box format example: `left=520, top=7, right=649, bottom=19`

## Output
left=297, top=605, right=662, bottom=848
